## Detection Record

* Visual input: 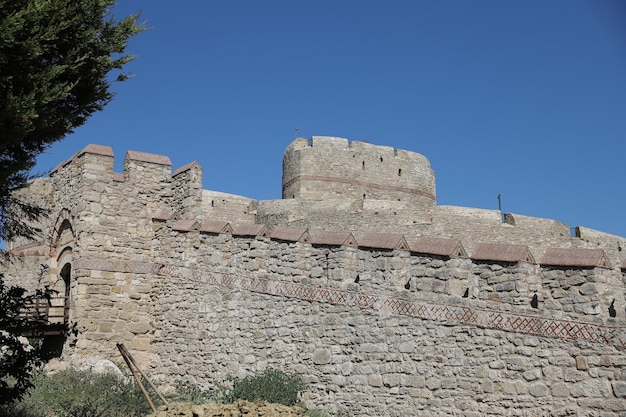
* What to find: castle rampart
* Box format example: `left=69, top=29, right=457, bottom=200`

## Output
left=2, top=137, right=626, bottom=416
left=57, top=226, right=626, bottom=415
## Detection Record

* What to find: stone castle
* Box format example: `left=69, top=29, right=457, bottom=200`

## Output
left=2, top=136, right=626, bottom=416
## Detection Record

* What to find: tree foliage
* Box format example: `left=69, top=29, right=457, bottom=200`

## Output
left=0, top=0, right=144, bottom=241
left=0, top=273, right=55, bottom=405
left=0, top=0, right=144, bottom=405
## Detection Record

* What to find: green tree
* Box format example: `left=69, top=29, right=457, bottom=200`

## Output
left=0, top=0, right=144, bottom=241
left=0, top=273, right=54, bottom=405
left=0, top=0, right=144, bottom=404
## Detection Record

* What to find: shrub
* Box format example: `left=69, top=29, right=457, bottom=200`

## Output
left=0, top=368, right=152, bottom=417
left=168, top=379, right=211, bottom=404
left=0, top=272, right=58, bottom=405
left=224, top=368, right=307, bottom=407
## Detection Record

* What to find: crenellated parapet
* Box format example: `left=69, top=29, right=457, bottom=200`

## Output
left=150, top=217, right=626, bottom=326
left=4, top=137, right=626, bottom=417
left=172, top=161, right=203, bottom=218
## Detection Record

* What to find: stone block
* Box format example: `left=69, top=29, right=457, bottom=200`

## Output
left=528, top=383, right=549, bottom=397
left=541, top=365, right=563, bottom=380
left=570, top=379, right=610, bottom=398
left=398, top=342, right=414, bottom=353
left=130, top=337, right=151, bottom=351
left=382, top=373, right=400, bottom=387
left=489, top=360, right=505, bottom=369
left=426, top=377, right=441, bottom=390
left=612, top=382, right=626, bottom=398
left=417, top=388, right=434, bottom=399
left=514, top=380, right=528, bottom=394
left=402, top=375, right=425, bottom=388
left=487, top=293, right=500, bottom=302
left=523, top=369, right=540, bottom=381
left=128, top=321, right=152, bottom=335
left=368, top=374, right=383, bottom=387
left=481, top=381, right=494, bottom=393
left=551, top=383, right=570, bottom=397
left=507, top=357, right=531, bottom=371
left=330, top=374, right=346, bottom=387
left=359, top=343, right=387, bottom=353
left=310, top=267, right=323, bottom=278
left=123, top=302, right=138, bottom=312
left=563, top=368, right=587, bottom=382
left=348, top=375, right=367, bottom=386
left=578, top=283, right=597, bottom=295
left=312, top=348, right=331, bottom=365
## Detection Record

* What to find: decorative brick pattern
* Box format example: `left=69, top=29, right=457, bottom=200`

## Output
left=70, top=256, right=625, bottom=347
left=152, top=263, right=624, bottom=348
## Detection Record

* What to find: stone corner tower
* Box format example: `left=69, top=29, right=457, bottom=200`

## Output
left=282, top=136, right=436, bottom=207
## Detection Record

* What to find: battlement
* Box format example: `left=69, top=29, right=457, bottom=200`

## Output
left=282, top=137, right=436, bottom=205
left=50, top=144, right=173, bottom=181
left=13, top=140, right=626, bottom=263
left=18, top=140, right=626, bottom=271
left=149, top=217, right=626, bottom=324
left=4, top=137, right=626, bottom=417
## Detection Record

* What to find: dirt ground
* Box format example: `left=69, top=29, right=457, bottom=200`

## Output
left=146, top=400, right=306, bottom=417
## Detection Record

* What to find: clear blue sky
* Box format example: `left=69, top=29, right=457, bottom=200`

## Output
left=34, top=0, right=626, bottom=237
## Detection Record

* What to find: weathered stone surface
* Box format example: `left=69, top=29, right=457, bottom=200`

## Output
left=529, top=383, right=549, bottom=397
left=312, top=348, right=331, bottom=365
left=147, top=401, right=305, bottom=417
left=612, top=382, right=626, bottom=398
left=3, top=138, right=626, bottom=417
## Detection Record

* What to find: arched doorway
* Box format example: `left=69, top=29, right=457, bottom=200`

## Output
left=40, top=254, right=72, bottom=359
left=43, top=209, right=76, bottom=359
left=57, top=261, right=71, bottom=326
left=49, top=209, right=76, bottom=330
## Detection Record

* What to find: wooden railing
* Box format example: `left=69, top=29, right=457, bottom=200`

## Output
left=19, top=295, right=70, bottom=336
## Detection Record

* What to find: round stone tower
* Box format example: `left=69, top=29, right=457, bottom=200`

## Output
left=282, top=136, right=436, bottom=207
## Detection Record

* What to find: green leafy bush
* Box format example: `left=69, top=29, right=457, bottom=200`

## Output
left=0, top=272, right=58, bottom=405
left=0, top=366, right=317, bottom=417
left=224, top=368, right=307, bottom=407
left=168, top=379, right=211, bottom=404
left=0, top=368, right=152, bottom=417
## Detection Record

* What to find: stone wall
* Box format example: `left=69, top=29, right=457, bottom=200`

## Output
left=256, top=199, right=434, bottom=237
left=69, top=229, right=626, bottom=416
left=2, top=138, right=626, bottom=416
left=199, top=190, right=256, bottom=225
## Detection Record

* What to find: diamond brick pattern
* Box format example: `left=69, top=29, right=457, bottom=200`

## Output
left=152, top=265, right=624, bottom=345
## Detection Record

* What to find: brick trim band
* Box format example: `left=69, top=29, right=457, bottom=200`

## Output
left=73, top=257, right=624, bottom=348
left=74, top=259, right=626, bottom=349
left=283, top=175, right=436, bottom=200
